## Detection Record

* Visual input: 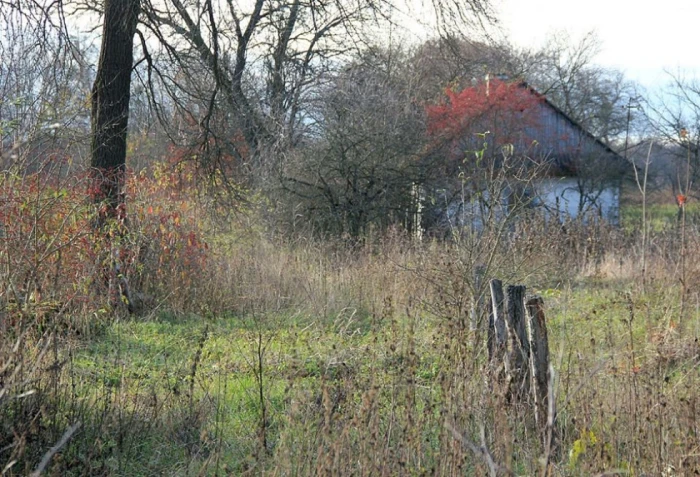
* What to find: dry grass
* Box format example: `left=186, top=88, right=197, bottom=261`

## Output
left=2, top=169, right=700, bottom=475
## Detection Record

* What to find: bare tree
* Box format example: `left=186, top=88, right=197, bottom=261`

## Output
left=1, top=5, right=92, bottom=170
left=89, top=0, right=140, bottom=223
left=645, top=71, right=700, bottom=200
left=527, top=32, right=640, bottom=146
left=117, top=0, right=495, bottom=191
left=1, top=0, right=140, bottom=217
left=279, top=46, right=429, bottom=238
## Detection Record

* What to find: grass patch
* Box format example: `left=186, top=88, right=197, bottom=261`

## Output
left=3, top=221, right=700, bottom=475
left=621, top=202, right=700, bottom=231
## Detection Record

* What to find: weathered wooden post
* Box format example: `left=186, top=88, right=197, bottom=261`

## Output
left=505, top=285, right=530, bottom=399
left=488, top=279, right=506, bottom=363
left=488, top=280, right=552, bottom=431
left=526, top=296, right=550, bottom=430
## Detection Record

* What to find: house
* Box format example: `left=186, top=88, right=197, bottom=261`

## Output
left=524, top=84, right=627, bottom=224
left=424, top=77, right=627, bottom=228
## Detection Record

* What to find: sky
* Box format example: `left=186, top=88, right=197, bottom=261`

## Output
left=494, top=0, right=700, bottom=90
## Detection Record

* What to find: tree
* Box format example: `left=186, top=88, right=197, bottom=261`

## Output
left=1, top=5, right=92, bottom=170
left=526, top=32, right=640, bottom=146
left=409, top=36, right=545, bottom=102
left=279, top=47, right=428, bottom=238
left=645, top=71, right=700, bottom=201
left=90, top=0, right=140, bottom=223
left=1, top=0, right=140, bottom=218
left=5, top=0, right=499, bottom=231
left=125, top=0, right=494, bottom=192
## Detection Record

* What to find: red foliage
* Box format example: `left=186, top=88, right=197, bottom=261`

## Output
left=425, top=78, right=544, bottom=158
left=126, top=162, right=209, bottom=305
left=0, top=160, right=209, bottom=322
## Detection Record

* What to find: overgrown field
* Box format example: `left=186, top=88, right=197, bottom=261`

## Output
left=1, top=166, right=699, bottom=475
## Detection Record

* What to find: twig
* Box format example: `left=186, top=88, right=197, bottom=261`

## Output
left=541, top=364, right=558, bottom=477
left=30, top=421, right=81, bottom=476
left=446, top=421, right=514, bottom=477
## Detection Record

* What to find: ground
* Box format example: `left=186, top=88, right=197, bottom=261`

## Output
left=2, top=199, right=699, bottom=475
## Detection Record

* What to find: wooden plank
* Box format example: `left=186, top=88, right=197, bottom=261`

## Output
left=505, top=285, right=529, bottom=397
left=488, top=279, right=506, bottom=362
left=526, top=295, right=550, bottom=429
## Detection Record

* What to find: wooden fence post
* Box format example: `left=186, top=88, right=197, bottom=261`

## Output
left=488, top=281, right=553, bottom=435
left=526, top=296, right=550, bottom=430
left=505, top=285, right=529, bottom=398
left=488, top=279, right=506, bottom=363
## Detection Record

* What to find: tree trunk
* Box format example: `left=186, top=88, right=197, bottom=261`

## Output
left=90, top=0, right=140, bottom=312
left=90, top=0, right=140, bottom=222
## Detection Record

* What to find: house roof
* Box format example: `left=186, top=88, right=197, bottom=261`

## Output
left=519, top=81, right=626, bottom=162
left=425, top=77, right=629, bottom=178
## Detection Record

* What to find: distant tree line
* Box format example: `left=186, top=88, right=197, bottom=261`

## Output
left=3, top=0, right=699, bottom=239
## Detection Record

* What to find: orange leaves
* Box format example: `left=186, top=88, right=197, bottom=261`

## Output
left=1, top=160, right=210, bottom=317
left=1, top=170, right=95, bottom=314
left=128, top=165, right=209, bottom=300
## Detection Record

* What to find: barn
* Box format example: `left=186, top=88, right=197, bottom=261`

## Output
left=424, top=77, right=627, bottom=228
left=524, top=84, right=626, bottom=224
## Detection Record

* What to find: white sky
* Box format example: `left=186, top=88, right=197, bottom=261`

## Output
left=494, top=0, right=700, bottom=90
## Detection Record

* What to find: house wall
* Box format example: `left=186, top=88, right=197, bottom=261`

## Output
left=534, top=177, right=620, bottom=225
left=427, top=82, right=625, bottom=230
left=527, top=98, right=623, bottom=225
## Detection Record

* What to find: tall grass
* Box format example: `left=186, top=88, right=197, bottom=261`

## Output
left=1, top=162, right=699, bottom=475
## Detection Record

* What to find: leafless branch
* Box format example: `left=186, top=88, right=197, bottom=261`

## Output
left=29, top=422, right=81, bottom=477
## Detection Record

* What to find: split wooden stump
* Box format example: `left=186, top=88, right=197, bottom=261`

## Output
left=487, top=279, right=552, bottom=431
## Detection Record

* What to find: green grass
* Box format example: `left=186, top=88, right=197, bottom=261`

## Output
left=5, top=235, right=700, bottom=475
left=55, top=278, right=698, bottom=475
left=65, top=312, right=389, bottom=474
left=621, top=202, right=700, bottom=232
